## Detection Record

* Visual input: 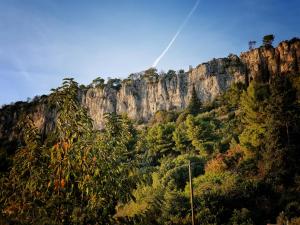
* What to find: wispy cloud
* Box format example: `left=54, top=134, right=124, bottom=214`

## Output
left=152, top=0, right=201, bottom=68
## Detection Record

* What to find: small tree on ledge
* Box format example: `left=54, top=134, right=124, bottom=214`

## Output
left=263, top=34, right=275, bottom=47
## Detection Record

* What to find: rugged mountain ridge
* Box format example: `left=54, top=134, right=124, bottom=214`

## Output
left=81, top=38, right=300, bottom=128
left=0, top=38, right=299, bottom=143
left=241, top=37, right=300, bottom=83
left=82, top=54, right=245, bottom=129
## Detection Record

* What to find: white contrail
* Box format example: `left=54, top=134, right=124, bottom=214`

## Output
left=152, top=0, right=200, bottom=68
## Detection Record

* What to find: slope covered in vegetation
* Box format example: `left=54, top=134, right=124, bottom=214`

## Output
left=1, top=35, right=300, bottom=224
left=115, top=73, right=300, bottom=225
left=1, top=71, right=300, bottom=224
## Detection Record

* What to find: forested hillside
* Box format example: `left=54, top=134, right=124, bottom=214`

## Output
left=1, top=39, right=300, bottom=224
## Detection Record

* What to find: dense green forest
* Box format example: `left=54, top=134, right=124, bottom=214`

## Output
left=1, top=72, right=300, bottom=224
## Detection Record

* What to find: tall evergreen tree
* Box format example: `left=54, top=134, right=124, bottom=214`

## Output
left=262, top=76, right=300, bottom=184
left=239, top=82, right=269, bottom=150
left=186, top=86, right=202, bottom=115
left=239, top=76, right=300, bottom=184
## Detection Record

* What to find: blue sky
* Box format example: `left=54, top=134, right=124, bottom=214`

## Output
left=0, top=0, right=299, bottom=105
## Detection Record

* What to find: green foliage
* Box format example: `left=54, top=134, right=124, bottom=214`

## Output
left=0, top=78, right=138, bottom=224
left=92, top=77, right=105, bottom=88
left=263, top=34, right=275, bottom=46
left=229, top=208, right=254, bottom=225
left=173, top=122, right=192, bottom=153
left=150, top=110, right=178, bottom=125
left=239, top=76, right=300, bottom=184
left=1, top=70, right=300, bottom=224
left=124, top=73, right=300, bottom=224
left=178, top=69, right=185, bottom=74
left=289, top=74, right=300, bottom=103
left=0, top=147, right=10, bottom=173
left=222, top=82, right=246, bottom=109
left=165, top=69, right=176, bottom=79
left=185, top=114, right=219, bottom=156
left=146, top=122, right=177, bottom=162
left=143, top=68, right=159, bottom=83
left=159, top=155, right=204, bottom=190
left=116, top=154, right=204, bottom=224
left=0, top=116, right=49, bottom=223
left=174, top=104, right=241, bottom=155
left=144, top=68, right=158, bottom=77
left=107, top=78, right=122, bottom=90
left=261, top=76, right=300, bottom=184
left=186, top=86, right=202, bottom=115
left=192, top=171, right=239, bottom=196
left=239, top=82, right=269, bottom=149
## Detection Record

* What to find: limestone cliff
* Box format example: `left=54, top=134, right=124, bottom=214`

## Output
left=82, top=54, right=245, bottom=129
left=82, top=38, right=300, bottom=129
left=240, top=38, right=300, bottom=83
left=0, top=38, right=299, bottom=143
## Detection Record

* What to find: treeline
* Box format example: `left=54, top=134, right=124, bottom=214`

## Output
left=116, top=74, right=300, bottom=225
left=1, top=72, right=300, bottom=224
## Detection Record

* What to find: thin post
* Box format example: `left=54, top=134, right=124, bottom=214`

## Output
left=189, top=161, right=195, bottom=225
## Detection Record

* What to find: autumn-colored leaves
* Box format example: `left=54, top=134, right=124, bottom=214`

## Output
left=47, top=178, right=65, bottom=190
left=53, top=140, right=70, bottom=151
left=0, top=79, right=137, bottom=223
left=54, top=179, right=65, bottom=189
left=47, top=141, right=71, bottom=191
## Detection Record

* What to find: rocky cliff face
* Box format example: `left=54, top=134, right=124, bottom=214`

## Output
left=0, top=98, right=55, bottom=145
left=82, top=39, right=300, bottom=129
left=82, top=54, right=245, bottom=129
left=240, top=38, right=300, bottom=83
left=0, top=38, right=299, bottom=140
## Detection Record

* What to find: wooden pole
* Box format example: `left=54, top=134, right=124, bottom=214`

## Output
left=189, top=161, right=195, bottom=225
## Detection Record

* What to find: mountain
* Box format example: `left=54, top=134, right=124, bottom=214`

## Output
left=0, top=38, right=299, bottom=149
left=84, top=38, right=300, bottom=128
left=1, top=37, right=300, bottom=224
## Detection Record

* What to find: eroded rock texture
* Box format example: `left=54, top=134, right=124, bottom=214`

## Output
left=82, top=54, right=245, bottom=129
left=0, top=39, right=299, bottom=139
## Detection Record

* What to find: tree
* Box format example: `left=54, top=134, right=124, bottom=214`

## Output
left=116, top=154, right=204, bottom=224
left=45, top=78, right=94, bottom=223
left=239, top=76, right=300, bottom=184
left=263, top=34, right=275, bottom=47
left=262, top=76, right=300, bottom=184
left=185, top=115, right=219, bottom=156
left=173, top=122, right=193, bottom=153
left=107, top=78, right=121, bottom=90
left=222, top=82, right=246, bottom=109
left=239, top=82, right=269, bottom=150
left=0, top=78, right=138, bottom=224
left=48, top=82, right=137, bottom=223
left=166, top=70, right=176, bottom=78
left=178, top=69, right=185, bottom=74
left=146, top=122, right=177, bottom=163
left=144, top=68, right=159, bottom=83
left=0, top=116, right=49, bottom=223
left=229, top=208, right=254, bottom=225
left=92, top=77, right=105, bottom=88
left=150, top=110, right=178, bottom=125
left=144, top=68, right=158, bottom=77
left=186, top=86, right=202, bottom=115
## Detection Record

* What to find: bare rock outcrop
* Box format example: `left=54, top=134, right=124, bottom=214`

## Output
left=82, top=54, right=245, bottom=128
left=240, top=38, right=300, bottom=83
left=0, top=38, right=299, bottom=140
